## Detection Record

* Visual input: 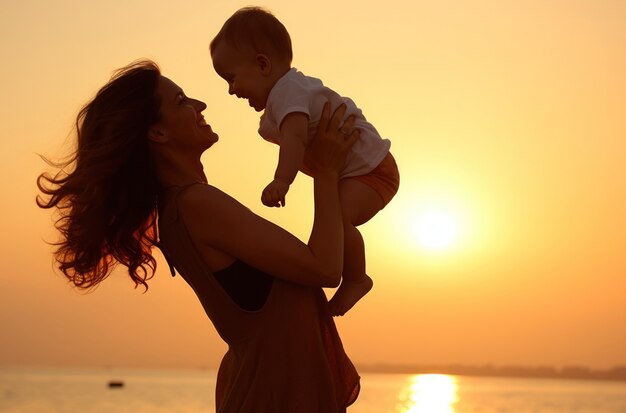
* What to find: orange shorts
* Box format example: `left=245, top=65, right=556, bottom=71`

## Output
left=348, top=152, right=400, bottom=207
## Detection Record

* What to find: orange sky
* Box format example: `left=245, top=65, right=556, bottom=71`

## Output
left=1, top=0, right=625, bottom=370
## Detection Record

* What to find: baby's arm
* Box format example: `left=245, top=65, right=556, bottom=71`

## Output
left=261, top=112, right=308, bottom=207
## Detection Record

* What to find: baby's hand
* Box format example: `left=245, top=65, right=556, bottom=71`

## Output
left=261, top=179, right=290, bottom=207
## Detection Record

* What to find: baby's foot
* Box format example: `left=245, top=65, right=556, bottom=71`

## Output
left=328, top=275, right=373, bottom=317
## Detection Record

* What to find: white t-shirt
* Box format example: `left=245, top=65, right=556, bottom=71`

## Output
left=258, top=68, right=391, bottom=178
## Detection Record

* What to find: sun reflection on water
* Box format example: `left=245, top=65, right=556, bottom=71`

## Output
left=395, top=374, right=458, bottom=413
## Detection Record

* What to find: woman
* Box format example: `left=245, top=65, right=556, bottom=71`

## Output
left=37, top=60, right=361, bottom=412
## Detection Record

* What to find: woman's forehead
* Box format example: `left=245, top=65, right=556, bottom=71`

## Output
left=157, top=76, right=183, bottom=100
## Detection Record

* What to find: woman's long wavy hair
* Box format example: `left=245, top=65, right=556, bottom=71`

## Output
left=37, top=60, right=162, bottom=291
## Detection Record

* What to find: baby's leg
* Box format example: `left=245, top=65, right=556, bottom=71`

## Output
left=328, top=178, right=384, bottom=316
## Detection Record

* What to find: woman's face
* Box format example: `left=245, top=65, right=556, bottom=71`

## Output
left=152, top=76, right=219, bottom=151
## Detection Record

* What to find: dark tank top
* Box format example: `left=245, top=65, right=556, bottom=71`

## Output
left=213, top=260, right=273, bottom=311
left=158, top=183, right=360, bottom=412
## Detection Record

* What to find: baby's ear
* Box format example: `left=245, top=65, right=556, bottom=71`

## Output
left=256, top=54, right=272, bottom=75
left=148, top=125, right=168, bottom=143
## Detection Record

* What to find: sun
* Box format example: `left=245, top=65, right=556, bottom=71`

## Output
left=413, top=211, right=459, bottom=251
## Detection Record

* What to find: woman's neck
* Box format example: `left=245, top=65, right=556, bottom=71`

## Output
left=152, top=150, right=208, bottom=189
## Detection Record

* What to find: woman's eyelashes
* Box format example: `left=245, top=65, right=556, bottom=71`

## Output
left=175, top=92, right=189, bottom=105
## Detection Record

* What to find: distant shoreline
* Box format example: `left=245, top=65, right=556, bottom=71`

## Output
left=2, top=363, right=625, bottom=382
left=356, top=363, right=626, bottom=382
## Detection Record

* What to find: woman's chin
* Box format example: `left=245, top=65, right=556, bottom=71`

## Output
left=207, top=132, right=219, bottom=147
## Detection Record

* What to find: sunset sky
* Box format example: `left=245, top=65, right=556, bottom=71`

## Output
left=1, top=0, right=624, bottom=370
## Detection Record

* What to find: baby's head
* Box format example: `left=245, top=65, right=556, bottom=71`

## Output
left=210, top=7, right=292, bottom=111
left=211, top=7, right=292, bottom=65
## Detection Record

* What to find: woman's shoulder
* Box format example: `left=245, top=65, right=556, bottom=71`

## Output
left=175, top=183, right=251, bottom=226
left=177, top=182, right=236, bottom=207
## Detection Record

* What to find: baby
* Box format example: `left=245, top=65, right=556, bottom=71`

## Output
left=210, top=7, right=400, bottom=316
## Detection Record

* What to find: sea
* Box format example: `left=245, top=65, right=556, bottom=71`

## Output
left=1, top=366, right=625, bottom=413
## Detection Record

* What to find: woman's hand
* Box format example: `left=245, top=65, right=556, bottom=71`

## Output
left=304, top=103, right=360, bottom=176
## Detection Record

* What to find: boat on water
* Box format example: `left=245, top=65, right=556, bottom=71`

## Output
left=107, top=380, right=124, bottom=388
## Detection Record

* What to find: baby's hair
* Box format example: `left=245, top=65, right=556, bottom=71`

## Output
left=210, top=6, right=292, bottom=64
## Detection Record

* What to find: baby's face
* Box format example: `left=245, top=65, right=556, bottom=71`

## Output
left=211, top=41, right=272, bottom=112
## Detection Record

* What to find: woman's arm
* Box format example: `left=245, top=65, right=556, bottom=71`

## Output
left=182, top=104, right=358, bottom=287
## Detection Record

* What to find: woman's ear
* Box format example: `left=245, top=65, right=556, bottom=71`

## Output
left=255, top=54, right=272, bottom=75
left=148, top=125, right=168, bottom=143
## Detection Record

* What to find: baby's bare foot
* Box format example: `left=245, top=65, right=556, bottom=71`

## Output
left=328, top=275, right=373, bottom=316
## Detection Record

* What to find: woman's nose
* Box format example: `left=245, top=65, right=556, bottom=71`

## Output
left=194, top=99, right=207, bottom=111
